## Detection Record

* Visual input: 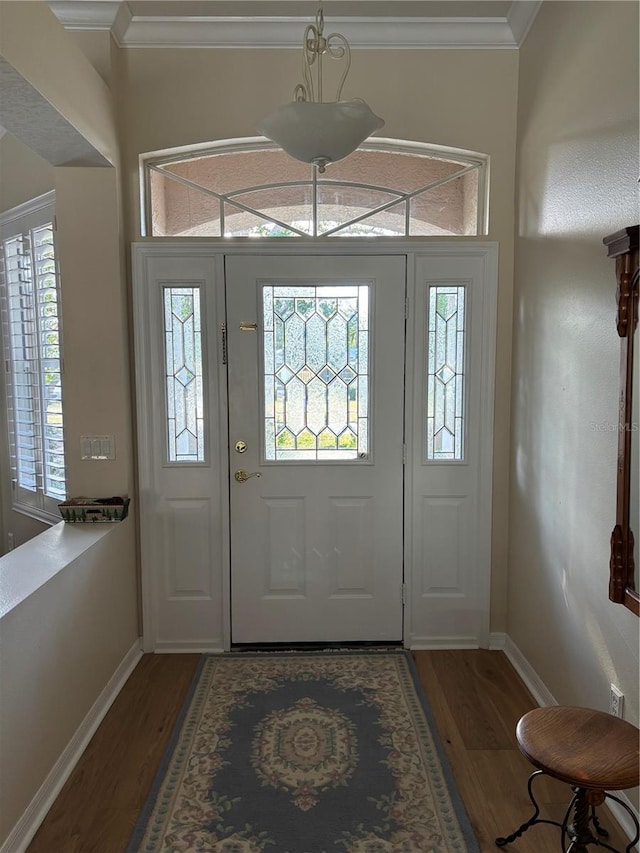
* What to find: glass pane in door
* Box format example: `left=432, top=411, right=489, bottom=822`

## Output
left=426, top=284, right=466, bottom=461
left=163, top=286, right=205, bottom=462
left=262, top=284, right=370, bottom=461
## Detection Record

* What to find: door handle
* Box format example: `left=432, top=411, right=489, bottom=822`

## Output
left=234, top=469, right=262, bottom=483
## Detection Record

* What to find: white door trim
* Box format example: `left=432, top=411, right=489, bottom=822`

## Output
left=132, top=240, right=498, bottom=652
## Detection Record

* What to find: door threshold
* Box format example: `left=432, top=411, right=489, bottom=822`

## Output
left=230, top=640, right=403, bottom=653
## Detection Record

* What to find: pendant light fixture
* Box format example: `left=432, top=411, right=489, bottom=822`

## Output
left=256, top=8, right=384, bottom=173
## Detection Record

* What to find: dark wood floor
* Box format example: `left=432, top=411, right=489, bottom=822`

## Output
left=27, top=650, right=630, bottom=852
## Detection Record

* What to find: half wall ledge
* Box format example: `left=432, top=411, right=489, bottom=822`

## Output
left=0, top=520, right=127, bottom=620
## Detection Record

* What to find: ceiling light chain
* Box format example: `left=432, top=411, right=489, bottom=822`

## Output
left=257, top=7, right=383, bottom=173
left=294, top=9, right=351, bottom=105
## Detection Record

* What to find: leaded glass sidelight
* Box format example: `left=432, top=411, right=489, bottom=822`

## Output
left=163, top=286, right=205, bottom=462
left=263, top=284, right=370, bottom=461
left=426, top=285, right=466, bottom=461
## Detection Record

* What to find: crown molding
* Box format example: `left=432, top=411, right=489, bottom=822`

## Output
left=116, top=16, right=523, bottom=49
left=48, top=2, right=540, bottom=49
left=48, top=1, right=122, bottom=30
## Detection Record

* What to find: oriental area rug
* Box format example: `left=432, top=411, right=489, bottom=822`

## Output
left=127, top=651, right=479, bottom=852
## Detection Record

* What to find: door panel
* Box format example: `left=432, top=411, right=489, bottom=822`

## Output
left=226, top=255, right=406, bottom=643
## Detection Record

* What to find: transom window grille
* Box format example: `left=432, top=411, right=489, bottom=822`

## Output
left=426, top=284, right=466, bottom=461
left=143, top=139, right=487, bottom=238
left=0, top=192, right=66, bottom=518
left=163, top=286, right=205, bottom=463
left=263, top=284, right=369, bottom=461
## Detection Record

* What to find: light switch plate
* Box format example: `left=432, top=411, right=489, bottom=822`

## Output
left=80, top=435, right=116, bottom=460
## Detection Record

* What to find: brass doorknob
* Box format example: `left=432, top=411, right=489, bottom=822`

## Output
left=234, top=469, right=262, bottom=483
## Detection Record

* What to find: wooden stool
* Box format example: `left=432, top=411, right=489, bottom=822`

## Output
left=495, top=706, right=640, bottom=852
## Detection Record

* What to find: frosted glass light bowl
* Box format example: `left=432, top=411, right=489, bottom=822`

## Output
left=257, top=99, right=384, bottom=171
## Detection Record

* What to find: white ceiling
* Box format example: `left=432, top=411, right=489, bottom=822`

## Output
left=47, top=1, right=542, bottom=48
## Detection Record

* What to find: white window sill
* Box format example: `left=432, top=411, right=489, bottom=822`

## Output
left=0, top=521, right=126, bottom=620
left=12, top=502, right=61, bottom=526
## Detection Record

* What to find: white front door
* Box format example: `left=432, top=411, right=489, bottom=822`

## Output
left=133, top=242, right=497, bottom=653
left=225, top=255, right=406, bottom=644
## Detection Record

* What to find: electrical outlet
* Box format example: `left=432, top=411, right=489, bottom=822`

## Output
left=610, top=684, right=624, bottom=719
left=7, top=532, right=15, bottom=551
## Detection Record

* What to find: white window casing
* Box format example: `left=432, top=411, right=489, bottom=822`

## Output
left=0, top=191, right=66, bottom=522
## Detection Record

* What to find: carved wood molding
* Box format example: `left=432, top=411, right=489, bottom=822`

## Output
left=605, top=224, right=639, bottom=616
left=615, top=254, right=636, bottom=337
left=609, top=525, right=624, bottom=601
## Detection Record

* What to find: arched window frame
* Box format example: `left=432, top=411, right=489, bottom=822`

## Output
left=139, top=137, right=489, bottom=238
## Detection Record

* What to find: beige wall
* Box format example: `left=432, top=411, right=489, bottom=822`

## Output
left=121, top=45, right=520, bottom=630
left=54, top=167, right=134, bottom=499
left=0, top=521, right=138, bottom=842
left=68, top=29, right=114, bottom=86
left=511, top=0, right=639, bottom=774
left=0, top=133, right=53, bottom=213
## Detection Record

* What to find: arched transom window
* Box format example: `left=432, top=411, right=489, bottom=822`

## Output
left=142, top=139, right=488, bottom=238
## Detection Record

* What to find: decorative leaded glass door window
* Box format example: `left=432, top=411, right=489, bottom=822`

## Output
left=142, top=139, right=487, bottom=238
left=163, top=286, right=205, bottom=462
left=426, top=284, right=467, bottom=461
left=262, top=284, right=369, bottom=461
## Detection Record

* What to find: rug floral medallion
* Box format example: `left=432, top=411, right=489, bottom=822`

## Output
left=128, top=651, right=479, bottom=853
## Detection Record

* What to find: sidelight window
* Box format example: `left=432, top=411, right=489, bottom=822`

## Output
left=426, top=284, right=466, bottom=461
left=163, top=286, right=205, bottom=463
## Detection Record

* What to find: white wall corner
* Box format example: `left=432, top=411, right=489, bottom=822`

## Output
left=112, top=1, right=133, bottom=47
left=0, top=640, right=143, bottom=853
left=507, top=1, right=543, bottom=47
left=489, top=631, right=506, bottom=649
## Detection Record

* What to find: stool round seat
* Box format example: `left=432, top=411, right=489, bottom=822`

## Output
left=516, top=706, right=639, bottom=791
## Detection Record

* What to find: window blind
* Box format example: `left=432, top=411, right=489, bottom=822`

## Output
left=1, top=194, right=66, bottom=517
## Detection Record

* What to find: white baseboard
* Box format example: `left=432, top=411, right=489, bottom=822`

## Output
left=409, top=636, right=483, bottom=649
left=606, top=796, right=640, bottom=852
left=489, top=631, right=506, bottom=650
left=152, top=642, right=225, bottom=653
left=1, top=640, right=143, bottom=853
left=503, top=634, right=557, bottom=707
left=503, top=634, right=639, bottom=850
left=410, top=632, right=507, bottom=650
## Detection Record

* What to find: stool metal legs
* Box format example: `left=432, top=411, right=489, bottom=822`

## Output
left=496, top=770, right=563, bottom=846
left=561, top=787, right=639, bottom=853
left=495, top=770, right=640, bottom=852
left=562, top=787, right=602, bottom=853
